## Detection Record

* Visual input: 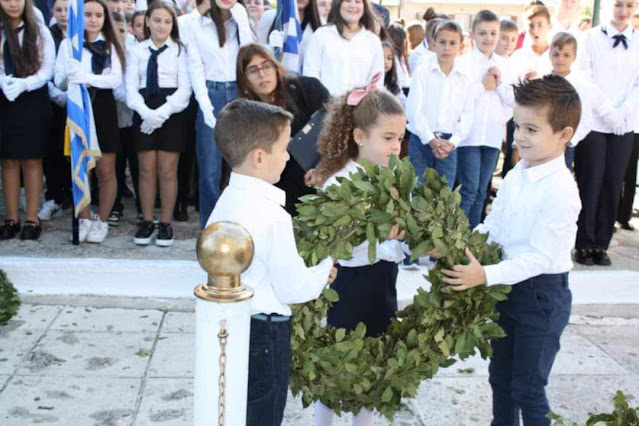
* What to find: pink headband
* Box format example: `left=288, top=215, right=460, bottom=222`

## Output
left=346, top=72, right=382, bottom=106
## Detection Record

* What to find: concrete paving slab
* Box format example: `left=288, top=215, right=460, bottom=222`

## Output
left=161, top=312, right=195, bottom=334
left=135, top=378, right=193, bottom=426
left=0, top=329, right=41, bottom=375
left=0, top=376, right=141, bottom=426
left=573, top=325, right=639, bottom=374
left=16, top=331, right=155, bottom=378
left=552, top=332, right=631, bottom=376
left=148, top=333, right=193, bottom=378
left=0, top=305, right=60, bottom=333
left=49, top=307, right=163, bottom=333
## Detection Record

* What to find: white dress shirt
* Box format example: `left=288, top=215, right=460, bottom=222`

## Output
left=405, top=57, right=475, bottom=147
left=323, top=160, right=410, bottom=267
left=510, top=45, right=553, bottom=80
left=125, top=38, right=192, bottom=116
left=477, top=155, right=581, bottom=286
left=303, top=25, right=384, bottom=96
left=206, top=172, right=334, bottom=316
left=576, top=24, right=639, bottom=134
left=54, top=33, right=122, bottom=90
left=395, top=55, right=410, bottom=89
left=457, top=49, right=515, bottom=149
left=408, top=40, right=434, bottom=72
left=0, top=21, right=55, bottom=92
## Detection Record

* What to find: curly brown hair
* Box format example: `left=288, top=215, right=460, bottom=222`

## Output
left=315, top=86, right=404, bottom=185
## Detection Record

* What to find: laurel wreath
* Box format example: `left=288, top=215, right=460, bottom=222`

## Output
left=290, top=157, right=511, bottom=420
left=0, top=268, right=21, bottom=326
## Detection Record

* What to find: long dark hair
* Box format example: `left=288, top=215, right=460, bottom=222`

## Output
left=85, top=0, right=126, bottom=72
left=0, top=0, right=42, bottom=77
left=236, top=43, right=295, bottom=112
left=210, top=0, right=246, bottom=48
left=381, top=41, right=399, bottom=95
left=301, top=0, right=322, bottom=32
left=388, top=25, right=409, bottom=73
left=143, top=0, right=185, bottom=54
left=328, top=0, right=377, bottom=38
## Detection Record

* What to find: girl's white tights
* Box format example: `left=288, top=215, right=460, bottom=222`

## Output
left=314, top=401, right=374, bottom=426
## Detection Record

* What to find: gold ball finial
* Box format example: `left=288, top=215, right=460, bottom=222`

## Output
left=194, top=221, right=254, bottom=303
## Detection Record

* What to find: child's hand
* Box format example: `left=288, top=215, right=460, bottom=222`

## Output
left=429, top=139, right=451, bottom=159
left=388, top=223, right=406, bottom=241
left=524, top=70, right=538, bottom=81
left=482, top=73, right=497, bottom=90
left=304, top=169, right=322, bottom=187
left=327, top=266, right=338, bottom=285
left=441, top=248, right=487, bottom=291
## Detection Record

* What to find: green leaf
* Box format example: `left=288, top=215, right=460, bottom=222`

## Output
left=335, top=328, right=346, bottom=342
left=352, top=180, right=377, bottom=194
left=381, top=387, right=393, bottom=402
left=324, top=288, right=339, bottom=303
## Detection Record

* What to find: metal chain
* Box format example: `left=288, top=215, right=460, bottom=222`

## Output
left=218, top=320, right=228, bottom=426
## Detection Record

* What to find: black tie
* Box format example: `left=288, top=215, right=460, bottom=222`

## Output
left=612, top=34, right=628, bottom=49
left=146, top=45, right=169, bottom=97
left=3, top=26, right=24, bottom=77
left=83, top=40, right=111, bottom=74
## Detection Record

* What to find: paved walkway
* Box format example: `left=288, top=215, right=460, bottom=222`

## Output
left=1, top=300, right=638, bottom=426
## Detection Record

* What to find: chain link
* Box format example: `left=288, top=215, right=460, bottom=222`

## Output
left=218, top=320, right=228, bottom=426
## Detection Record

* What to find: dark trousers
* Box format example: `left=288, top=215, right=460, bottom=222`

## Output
left=574, top=131, right=634, bottom=250
left=489, top=273, right=572, bottom=426
left=501, top=119, right=516, bottom=178
left=114, top=126, right=140, bottom=213
left=43, top=104, right=71, bottom=205
left=617, top=133, right=639, bottom=224
left=176, top=97, right=198, bottom=212
left=246, top=317, right=291, bottom=426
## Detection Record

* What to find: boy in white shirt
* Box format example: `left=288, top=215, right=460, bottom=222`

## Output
left=206, top=99, right=337, bottom=425
left=405, top=20, right=474, bottom=188
left=510, top=5, right=553, bottom=80
left=441, top=75, right=582, bottom=426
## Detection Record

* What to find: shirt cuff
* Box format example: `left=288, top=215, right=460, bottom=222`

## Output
left=483, top=264, right=503, bottom=287
left=449, top=135, right=461, bottom=148
left=422, top=130, right=435, bottom=145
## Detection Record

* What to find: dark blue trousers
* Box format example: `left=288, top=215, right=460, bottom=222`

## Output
left=246, top=317, right=291, bottom=426
left=489, top=273, right=572, bottom=426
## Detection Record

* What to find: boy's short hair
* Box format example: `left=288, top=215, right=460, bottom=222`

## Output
left=434, top=20, right=464, bottom=43
left=500, top=19, right=518, bottom=33
left=472, top=10, right=499, bottom=31
left=407, top=23, right=425, bottom=45
left=551, top=32, right=577, bottom=52
left=513, top=75, right=581, bottom=134
left=525, top=5, right=551, bottom=22
left=425, top=17, right=443, bottom=41
left=214, top=99, right=294, bottom=168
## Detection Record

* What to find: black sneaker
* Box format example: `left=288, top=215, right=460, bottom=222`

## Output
left=574, top=249, right=594, bottom=266
left=134, top=220, right=155, bottom=245
left=20, top=220, right=41, bottom=240
left=593, top=250, right=611, bottom=266
left=0, top=219, right=21, bottom=240
left=173, top=205, right=188, bottom=222
left=107, top=210, right=122, bottom=227
left=156, top=222, right=174, bottom=247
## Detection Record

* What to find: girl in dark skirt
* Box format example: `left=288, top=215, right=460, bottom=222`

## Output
left=0, top=0, right=55, bottom=240
left=126, top=0, right=191, bottom=247
left=309, top=77, right=409, bottom=425
left=54, top=0, right=126, bottom=243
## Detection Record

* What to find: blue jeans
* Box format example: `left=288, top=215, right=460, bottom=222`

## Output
left=246, top=317, right=291, bottom=426
left=408, top=133, right=457, bottom=188
left=457, top=146, right=500, bottom=229
left=565, top=146, right=575, bottom=170
left=489, top=274, right=572, bottom=426
left=195, top=81, right=238, bottom=229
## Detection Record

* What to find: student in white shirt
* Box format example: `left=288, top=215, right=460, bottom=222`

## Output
left=55, top=0, right=126, bottom=244
left=0, top=0, right=55, bottom=241
left=551, top=0, right=581, bottom=36
left=131, top=10, right=145, bottom=42
left=382, top=41, right=406, bottom=107
left=179, top=0, right=254, bottom=228
left=303, top=0, right=384, bottom=96
left=405, top=20, right=474, bottom=188
left=510, top=5, right=553, bottom=80
left=456, top=10, right=514, bottom=229
left=309, top=76, right=408, bottom=426
left=407, top=16, right=439, bottom=72
left=127, top=0, right=192, bottom=246
left=388, top=25, right=410, bottom=93
left=441, top=75, right=582, bottom=426
left=207, top=99, right=336, bottom=426
left=244, top=0, right=265, bottom=32
left=573, top=0, right=639, bottom=266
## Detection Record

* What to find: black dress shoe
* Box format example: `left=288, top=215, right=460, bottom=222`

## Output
left=0, top=219, right=21, bottom=240
left=173, top=205, right=188, bottom=222
left=593, top=250, right=612, bottom=266
left=619, top=221, right=635, bottom=231
left=575, top=249, right=594, bottom=266
left=20, top=220, right=41, bottom=240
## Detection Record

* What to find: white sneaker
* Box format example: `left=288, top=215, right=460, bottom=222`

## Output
left=86, top=218, right=108, bottom=243
left=38, top=200, right=61, bottom=221
left=78, top=218, right=93, bottom=243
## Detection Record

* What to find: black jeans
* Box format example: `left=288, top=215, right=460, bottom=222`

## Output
left=617, top=133, right=639, bottom=224
left=246, top=317, right=291, bottom=426
left=489, top=273, right=572, bottom=426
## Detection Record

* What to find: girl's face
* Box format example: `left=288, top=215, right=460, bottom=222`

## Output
left=123, top=0, right=135, bottom=13
left=244, top=55, right=278, bottom=98
left=146, top=8, right=173, bottom=43
left=132, top=15, right=145, bottom=41
left=612, top=0, right=638, bottom=27
left=0, top=0, right=25, bottom=21
left=297, top=0, right=309, bottom=10
left=215, top=0, right=237, bottom=11
left=472, top=21, right=499, bottom=55
left=245, top=0, right=264, bottom=21
left=85, top=1, right=106, bottom=36
left=317, top=0, right=331, bottom=21
left=383, top=46, right=393, bottom=72
left=354, top=114, right=405, bottom=167
left=340, top=0, right=363, bottom=26
left=53, top=0, right=69, bottom=30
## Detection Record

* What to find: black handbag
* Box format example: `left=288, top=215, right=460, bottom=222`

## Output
left=288, top=109, right=325, bottom=172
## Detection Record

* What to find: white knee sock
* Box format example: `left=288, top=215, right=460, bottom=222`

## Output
left=314, top=402, right=373, bottom=426
left=352, top=407, right=373, bottom=426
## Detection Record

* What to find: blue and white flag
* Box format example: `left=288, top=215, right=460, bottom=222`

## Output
left=66, top=0, right=100, bottom=217
left=275, top=0, right=302, bottom=73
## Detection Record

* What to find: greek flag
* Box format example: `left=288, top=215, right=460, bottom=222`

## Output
left=66, top=0, right=100, bottom=216
left=276, top=0, right=302, bottom=73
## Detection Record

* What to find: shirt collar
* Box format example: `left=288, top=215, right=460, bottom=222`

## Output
left=228, top=172, right=286, bottom=207
left=518, top=155, right=567, bottom=182
left=144, top=37, right=175, bottom=50
left=604, top=22, right=635, bottom=40
left=472, top=47, right=494, bottom=61
left=429, top=58, right=464, bottom=76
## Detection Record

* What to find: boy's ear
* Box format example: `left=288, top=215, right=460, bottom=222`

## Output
left=560, top=126, right=574, bottom=145
left=249, top=148, right=265, bottom=169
